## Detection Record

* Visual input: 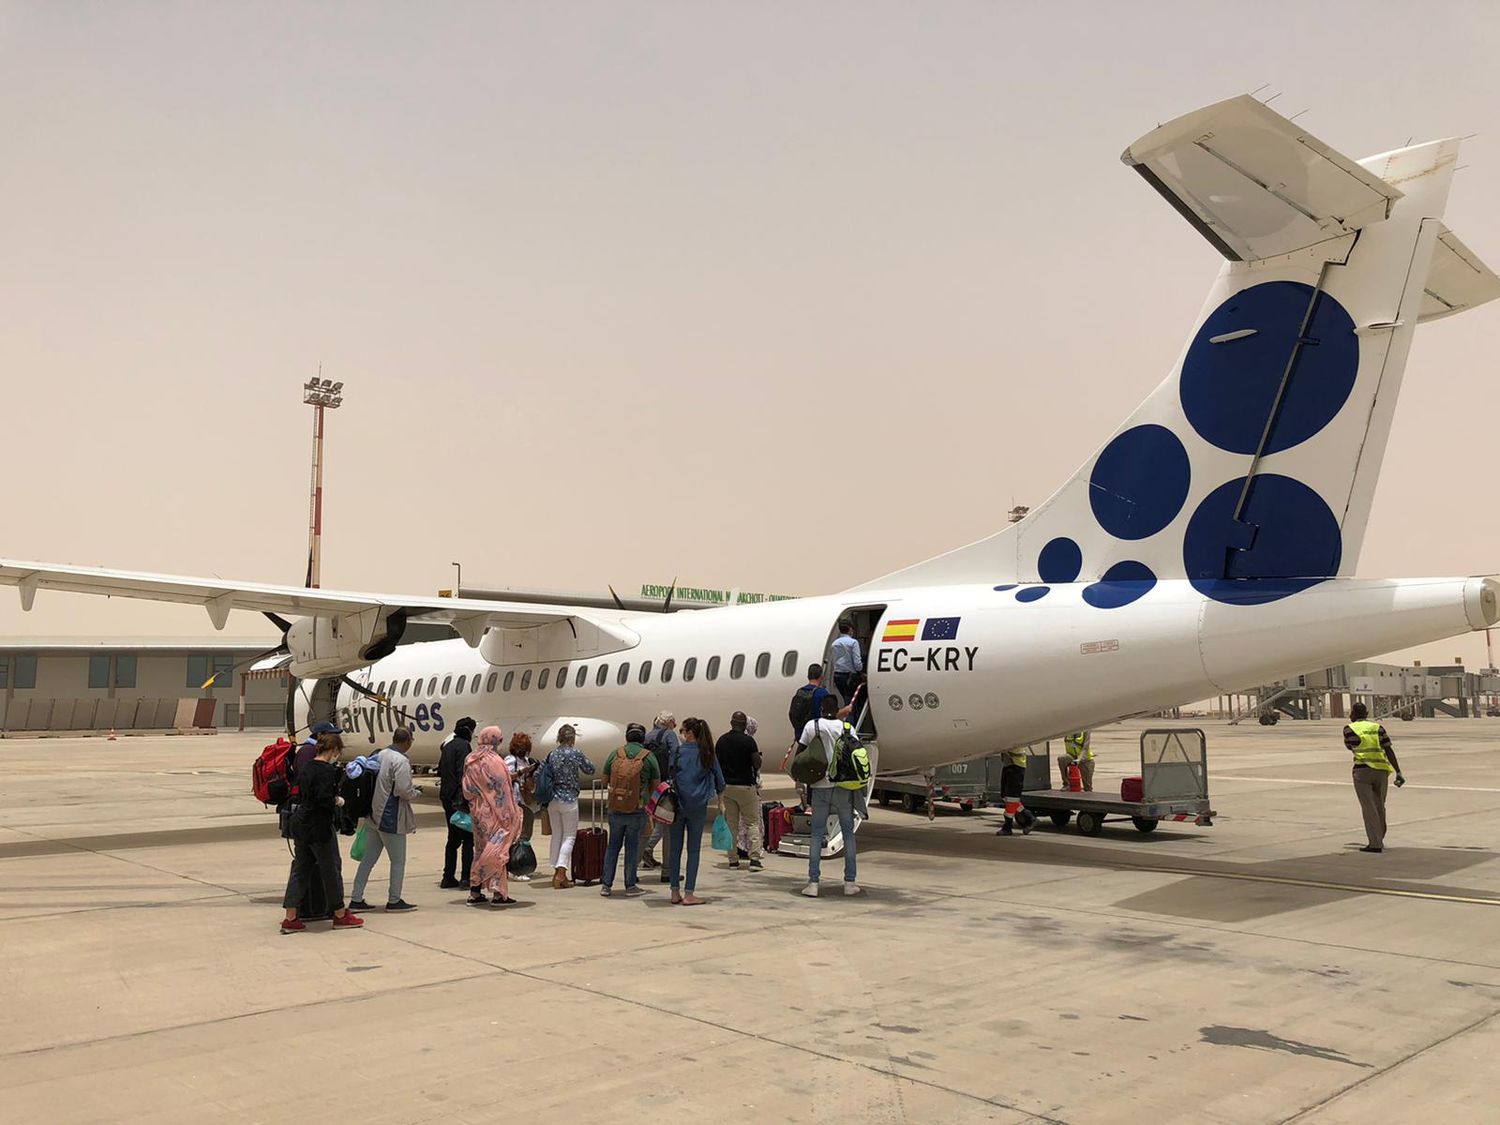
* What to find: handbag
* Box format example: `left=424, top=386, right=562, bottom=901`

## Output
left=350, top=821, right=369, bottom=861
left=449, top=809, right=473, bottom=832
left=507, top=838, right=537, bottom=877
left=646, top=781, right=677, bottom=826
left=711, top=812, right=733, bottom=851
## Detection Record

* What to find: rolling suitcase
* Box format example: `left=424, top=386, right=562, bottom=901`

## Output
left=571, top=782, right=608, bottom=885
left=1120, top=776, right=1144, bottom=803
left=764, top=803, right=792, bottom=853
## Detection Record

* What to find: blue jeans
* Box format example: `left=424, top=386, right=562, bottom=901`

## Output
left=667, top=804, right=708, bottom=894
left=604, top=810, right=647, bottom=889
left=808, top=786, right=857, bottom=884
left=352, top=824, right=408, bottom=904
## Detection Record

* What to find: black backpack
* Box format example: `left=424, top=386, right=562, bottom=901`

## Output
left=341, top=766, right=378, bottom=826
left=645, top=730, right=673, bottom=779
left=788, top=684, right=818, bottom=733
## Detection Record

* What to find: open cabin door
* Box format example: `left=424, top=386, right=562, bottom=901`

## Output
left=828, top=604, right=885, bottom=739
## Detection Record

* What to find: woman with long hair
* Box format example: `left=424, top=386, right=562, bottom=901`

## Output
left=667, top=716, right=726, bottom=906
left=462, top=725, right=522, bottom=906
left=543, top=724, right=595, bottom=889
left=281, top=732, right=363, bottom=933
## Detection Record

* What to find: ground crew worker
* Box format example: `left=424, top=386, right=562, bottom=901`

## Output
left=1343, top=702, right=1405, bottom=853
left=1057, top=730, right=1094, bottom=791
left=994, top=746, right=1033, bottom=836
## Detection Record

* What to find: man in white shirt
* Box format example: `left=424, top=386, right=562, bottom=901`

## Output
left=798, top=696, right=861, bottom=897
left=830, top=621, right=864, bottom=706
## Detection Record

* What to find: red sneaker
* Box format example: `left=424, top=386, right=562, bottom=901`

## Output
left=333, top=911, right=364, bottom=929
left=280, top=918, right=306, bottom=934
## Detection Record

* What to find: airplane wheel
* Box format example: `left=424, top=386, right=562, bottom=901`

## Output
left=1132, top=817, right=1159, bottom=834
left=1049, top=810, right=1072, bottom=828
left=1076, top=810, right=1104, bottom=836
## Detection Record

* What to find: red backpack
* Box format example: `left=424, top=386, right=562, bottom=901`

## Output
left=252, top=738, right=296, bottom=806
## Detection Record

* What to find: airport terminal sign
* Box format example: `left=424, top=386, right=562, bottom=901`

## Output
left=640, top=583, right=794, bottom=606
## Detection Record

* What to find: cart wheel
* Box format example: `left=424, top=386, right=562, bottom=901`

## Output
left=902, top=793, right=922, bottom=814
left=877, top=792, right=891, bottom=807
left=959, top=802, right=974, bottom=815
left=1076, top=810, right=1104, bottom=836
left=1049, top=810, right=1072, bottom=829
left=1131, top=817, right=1159, bottom=834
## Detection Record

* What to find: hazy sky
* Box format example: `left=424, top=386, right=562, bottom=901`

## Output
left=4, top=2, right=1499, bottom=670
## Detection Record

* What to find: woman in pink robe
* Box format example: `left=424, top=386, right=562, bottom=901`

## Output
left=462, top=725, right=522, bottom=905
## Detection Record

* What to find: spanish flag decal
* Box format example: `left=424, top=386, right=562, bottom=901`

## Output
left=881, top=618, right=920, bottom=643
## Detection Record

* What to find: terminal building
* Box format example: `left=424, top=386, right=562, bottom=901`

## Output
left=0, top=639, right=288, bottom=735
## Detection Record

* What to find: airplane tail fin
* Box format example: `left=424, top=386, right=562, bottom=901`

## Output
left=856, top=95, right=1499, bottom=606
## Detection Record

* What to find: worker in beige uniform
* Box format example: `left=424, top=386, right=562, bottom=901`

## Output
left=1056, top=730, right=1094, bottom=791
left=1342, top=702, right=1405, bottom=853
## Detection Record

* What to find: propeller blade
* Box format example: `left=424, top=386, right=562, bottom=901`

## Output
left=263, top=611, right=293, bottom=634
left=662, top=577, right=677, bottom=614
left=203, top=640, right=289, bottom=689
left=608, top=584, right=627, bottom=612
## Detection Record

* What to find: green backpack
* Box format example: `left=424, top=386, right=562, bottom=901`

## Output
left=831, top=723, right=872, bottom=790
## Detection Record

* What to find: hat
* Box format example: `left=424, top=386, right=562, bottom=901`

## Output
left=310, top=721, right=342, bottom=737
left=454, top=716, right=477, bottom=736
left=626, top=722, right=647, bottom=743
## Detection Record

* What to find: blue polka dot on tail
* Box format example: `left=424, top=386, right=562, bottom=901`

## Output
left=1037, top=537, right=1083, bottom=583
left=993, top=584, right=1018, bottom=592
left=1016, top=586, right=1050, bottom=603
left=1180, top=282, right=1359, bottom=456
left=1182, top=474, right=1341, bottom=604
left=1088, top=424, right=1191, bottom=540
left=1082, top=561, right=1157, bottom=609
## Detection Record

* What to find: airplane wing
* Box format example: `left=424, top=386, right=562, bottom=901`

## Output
left=0, top=559, right=639, bottom=653
left=1121, top=94, right=1403, bottom=262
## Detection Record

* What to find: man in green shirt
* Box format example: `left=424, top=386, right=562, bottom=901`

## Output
left=600, top=723, right=662, bottom=896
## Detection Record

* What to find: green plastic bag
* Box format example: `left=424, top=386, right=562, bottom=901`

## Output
left=350, top=822, right=369, bottom=862
left=711, top=813, right=733, bottom=851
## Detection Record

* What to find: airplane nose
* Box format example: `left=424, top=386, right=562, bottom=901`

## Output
left=1465, top=576, right=1500, bottom=630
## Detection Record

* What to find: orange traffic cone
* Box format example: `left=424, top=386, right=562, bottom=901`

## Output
left=107, top=728, right=117, bottom=741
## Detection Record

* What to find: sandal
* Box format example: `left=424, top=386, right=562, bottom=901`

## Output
left=670, top=892, right=683, bottom=905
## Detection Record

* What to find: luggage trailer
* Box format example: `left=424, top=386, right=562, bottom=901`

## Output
left=998, top=728, right=1216, bottom=837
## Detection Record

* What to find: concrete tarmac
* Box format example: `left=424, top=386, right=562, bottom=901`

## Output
left=3, top=718, right=1499, bottom=1123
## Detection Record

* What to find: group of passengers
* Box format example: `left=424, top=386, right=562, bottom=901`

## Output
left=277, top=630, right=872, bottom=932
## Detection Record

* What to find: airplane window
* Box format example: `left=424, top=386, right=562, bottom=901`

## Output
left=486, top=673, right=497, bottom=693
left=597, top=664, right=609, bottom=687
left=617, top=663, right=630, bottom=686
left=538, top=668, right=551, bottom=690
left=521, top=669, right=533, bottom=691
left=706, top=656, right=720, bottom=681
left=730, top=655, right=745, bottom=680
left=427, top=677, right=438, bottom=695
left=471, top=675, right=482, bottom=693
left=755, top=652, right=770, bottom=678
left=441, top=676, right=452, bottom=694
left=556, top=666, right=567, bottom=690
left=576, top=665, right=588, bottom=688
left=661, top=658, right=674, bottom=683
left=683, top=657, right=696, bottom=682
left=782, top=651, right=798, bottom=677
left=376, top=681, right=386, bottom=698
left=400, top=679, right=411, bottom=696
left=639, top=660, right=652, bottom=684
left=504, top=671, right=515, bottom=691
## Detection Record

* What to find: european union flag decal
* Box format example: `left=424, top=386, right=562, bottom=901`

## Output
left=921, top=616, right=961, bottom=641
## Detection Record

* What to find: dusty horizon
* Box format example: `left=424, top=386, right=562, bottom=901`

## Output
left=4, top=2, right=1499, bottom=673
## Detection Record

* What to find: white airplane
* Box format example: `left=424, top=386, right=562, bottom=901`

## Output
left=5, top=95, right=1499, bottom=782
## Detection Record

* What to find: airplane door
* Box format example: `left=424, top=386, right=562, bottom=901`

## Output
left=836, top=604, right=887, bottom=738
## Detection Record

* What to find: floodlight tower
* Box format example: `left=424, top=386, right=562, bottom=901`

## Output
left=302, top=376, right=344, bottom=588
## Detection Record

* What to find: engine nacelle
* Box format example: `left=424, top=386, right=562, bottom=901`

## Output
left=286, top=608, right=407, bottom=678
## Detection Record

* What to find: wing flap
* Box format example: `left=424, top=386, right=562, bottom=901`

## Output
left=1123, top=94, right=1402, bottom=262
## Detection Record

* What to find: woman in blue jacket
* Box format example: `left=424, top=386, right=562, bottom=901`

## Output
left=668, top=717, right=725, bottom=906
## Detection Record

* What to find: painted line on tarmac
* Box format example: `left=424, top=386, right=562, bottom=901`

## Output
left=1128, top=864, right=1500, bottom=907
left=1213, top=775, right=1500, bottom=793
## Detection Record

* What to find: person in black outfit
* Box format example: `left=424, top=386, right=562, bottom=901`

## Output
left=716, top=710, right=764, bottom=870
left=438, top=717, right=478, bottom=888
left=281, top=732, right=363, bottom=933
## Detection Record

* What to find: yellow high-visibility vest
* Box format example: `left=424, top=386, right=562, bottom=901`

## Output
left=1348, top=720, right=1394, bottom=772
left=1064, top=732, right=1093, bottom=761
left=1004, top=748, right=1028, bottom=768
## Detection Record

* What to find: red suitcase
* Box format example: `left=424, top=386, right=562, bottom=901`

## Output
left=571, top=782, right=608, bottom=885
left=765, top=805, right=793, bottom=853
left=1120, top=776, right=1144, bottom=803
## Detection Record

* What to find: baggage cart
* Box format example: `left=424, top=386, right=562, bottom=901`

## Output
left=871, top=758, right=986, bottom=817
left=985, top=729, right=1215, bottom=836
